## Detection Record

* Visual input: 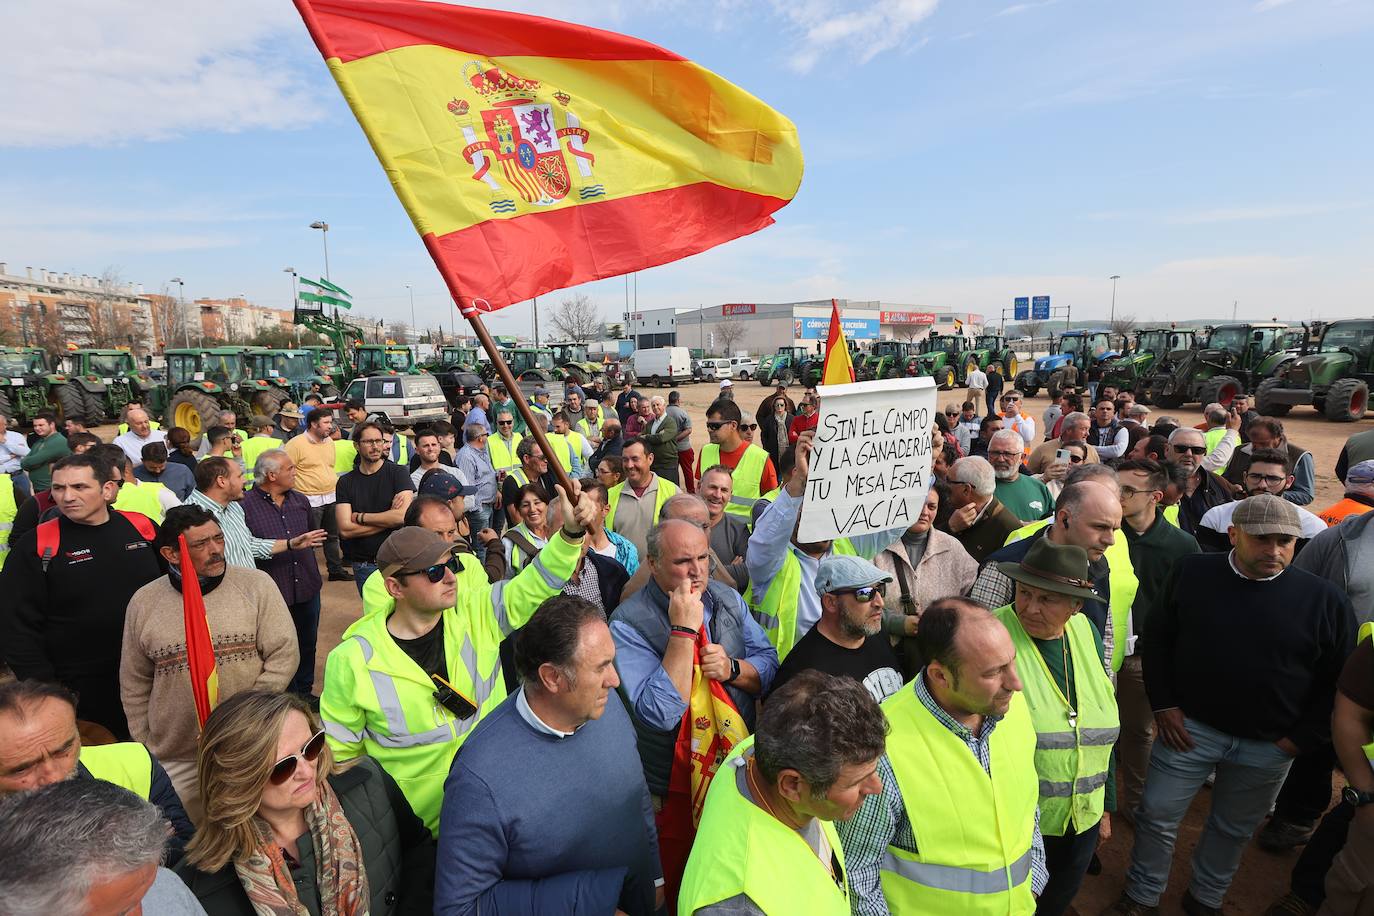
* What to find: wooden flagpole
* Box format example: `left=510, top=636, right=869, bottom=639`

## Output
left=461, top=300, right=577, bottom=500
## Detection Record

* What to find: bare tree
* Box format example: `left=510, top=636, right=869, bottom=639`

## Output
left=549, top=294, right=603, bottom=343
left=388, top=320, right=412, bottom=345
left=1108, top=314, right=1138, bottom=339
left=714, top=315, right=746, bottom=355
left=892, top=323, right=925, bottom=343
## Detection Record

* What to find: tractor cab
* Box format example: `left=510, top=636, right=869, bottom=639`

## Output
left=355, top=345, right=419, bottom=377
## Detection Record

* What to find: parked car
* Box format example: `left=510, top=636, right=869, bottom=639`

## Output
left=632, top=346, right=694, bottom=387
left=726, top=356, right=758, bottom=379
left=340, top=373, right=449, bottom=428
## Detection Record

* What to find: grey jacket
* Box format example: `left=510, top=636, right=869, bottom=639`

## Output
left=1292, top=510, right=1374, bottom=626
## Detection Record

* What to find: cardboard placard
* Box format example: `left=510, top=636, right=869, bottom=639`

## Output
left=797, top=376, right=937, bottom=543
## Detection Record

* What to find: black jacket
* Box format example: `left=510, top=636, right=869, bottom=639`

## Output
left=77, top=751, right=194, bottom=866
left=176, top=758, right=435, bottom=916
left=584, top=551, right=631, bottom=616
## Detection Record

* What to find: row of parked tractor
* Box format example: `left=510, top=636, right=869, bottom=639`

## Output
left=741, top=317, right=1373, bottom=424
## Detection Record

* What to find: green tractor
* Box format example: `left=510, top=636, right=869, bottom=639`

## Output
left=430, top=346, right=481, bottom=373
left=763, top=346, right=823, bottom=387
left=1138, top=322, right=1298, bottom=408
left=0, top=346, right=68, bottom=425
left=965, top=334, right=1019, bottom=381
left=243, top=348, right=334, bottom=411
left=495, top=347, right=558, bottom=384
left=152, top=348, right=255, bottom=444
left=859, top=340, right=918, bottom=381
left=1256, top=319, right=1374, bottom=422
left=753, top=354, right=777, bottom=386
left=908, top=334, right=973, bottom=390
left=1100, top=328, right=1196, bottom=393
left=303, top=345, right=346, bottom=394
left=548, top=343, right=605, bottom=386
left=57, top=348, right=159, bottom=424
left=354, top=344, right=421, bottom=377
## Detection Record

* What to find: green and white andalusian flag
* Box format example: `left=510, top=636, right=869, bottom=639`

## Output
left=299, top=277, right=352, bottom=310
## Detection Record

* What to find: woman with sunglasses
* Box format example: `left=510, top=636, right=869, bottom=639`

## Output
left=1037, top=441, right=1088, bottom=502
left=178, top=690, right=434, bottom=915
left=501, top=483, right=556, bottom=578
left=759, top=396, right=793, bottom=469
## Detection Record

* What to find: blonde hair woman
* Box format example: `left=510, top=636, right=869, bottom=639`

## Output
left=176, top=691, right=434, bottom=915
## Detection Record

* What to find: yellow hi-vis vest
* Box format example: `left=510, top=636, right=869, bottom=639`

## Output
left=575, top=416, right=599, bottom=441
left=1163, top=504, right=1181, bottom=527
left=606, top=477, right=680, bottom=530
left=241, top=434, right=280, bottom=487
left=113, top=479, right=170, bottom=524
left=755, top=540, right=857, bottom=662
left=879, top=686, right=1039, bottom=914
left=334, top=439, right=358, bottom=474
left=679, top=738, right=851, bottom=916
left=1003, top=519, right=1139, bottom=672
left=488, top=433, right=523, bottom=474
left=994, top=605, right=1119, bottom=836
left=1205, top=426, right=1229, bottom=474
left=544, top=433, right=574, bottom=473
left=0, top=473, right=16, bottom=571
left=1359, top=622, right=1374, bottom=773
left=79, top=742, right=153, bottom=799
left=320, top=531, right=581, bottom=836
left=699, top=442, right=770, bottom=521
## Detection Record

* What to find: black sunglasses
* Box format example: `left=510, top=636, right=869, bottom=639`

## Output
left=843, top=583, right=887, bottom=602
left=269, top=729, right=327, bottom=785
left=706, top=420, right=733, bottom=430
left=740, top=423, right=758, bottom=431
left=396, top=563, right=449, bottom=584
left=1171, top=444, right=1208, bottom=455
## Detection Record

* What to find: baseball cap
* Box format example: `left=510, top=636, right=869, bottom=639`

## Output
left=533, top=386, right=549, bottom=397
left=814, top=555, right=893, bottom=596
left=1345, top=459, right=1374, bottom=488
left=417, top=470, right=477, bottom=501
left=719, top=379, right=734, bottom=389
left=1231, top=493, right=1302, bottom=538
left=376, top=527, right=457, bottom=578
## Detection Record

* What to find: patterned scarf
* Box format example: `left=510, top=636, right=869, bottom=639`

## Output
left=235, top=780, right=370, bottom=916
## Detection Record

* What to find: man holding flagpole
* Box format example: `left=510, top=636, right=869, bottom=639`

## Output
left=120, top=505, right=298, bottom=822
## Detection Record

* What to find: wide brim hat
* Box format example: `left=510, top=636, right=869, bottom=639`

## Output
left=996, top=538, right=1099, bottom=602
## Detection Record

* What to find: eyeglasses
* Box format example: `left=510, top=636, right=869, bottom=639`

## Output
left=740, top=423, right=758, bottom=431
left=357, top=437, right=385, bottom=446
left=498, top=420, right=513, bottom=426
left=269, top=729, right=327, bottom=785
left=1244, top=472, right=1287, bottom=486
left=841, top=583, right=887, bottom=602
left=944, top=411, right=959, bottom=417
left=395, top=563, right=449, bottom=584
left=1171, top=444, right=1208, bottom=455
left=987, top=449, right=1022, bottom=458
left=1068, top=454, right=1085, bottom=464
left=705, top=421, right=733, bottom=430
left=1119, top=485, right=1159, bottom=499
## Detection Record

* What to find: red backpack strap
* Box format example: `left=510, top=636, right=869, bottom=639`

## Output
left=115, top=510, right=157, bottom=542
left=36, top=518, right=61, bottom=574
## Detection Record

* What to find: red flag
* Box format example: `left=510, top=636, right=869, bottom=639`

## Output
left=178, top=535, right=219, bottom=728
left=821, top=298, right=855, bottom=385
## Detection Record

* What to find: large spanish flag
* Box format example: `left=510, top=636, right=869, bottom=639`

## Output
left=294, top=0, right=803, bottom=314
left=820, top=298, right=855, bottom=385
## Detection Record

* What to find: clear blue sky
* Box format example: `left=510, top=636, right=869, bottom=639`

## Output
left=2, top=0, right=1371, bottom=337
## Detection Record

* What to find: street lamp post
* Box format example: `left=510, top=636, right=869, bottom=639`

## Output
left=170, top=277, right=188, bottom=347
left=309, top=221, right=333, bottom=321
left=405, top=284, right=417, bottom=358
left=285, top=268, right=300, bottom=346
left=1109, top=274, right=1121, bottom=326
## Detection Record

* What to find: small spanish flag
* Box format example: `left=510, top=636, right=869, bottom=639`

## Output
left=820, top=299, right=855, bottom=385
left=953, top=317, right=964, bottom=333
left=293, top=0, right=803, bottom=315
left=178, top=535, right=219, bottom=728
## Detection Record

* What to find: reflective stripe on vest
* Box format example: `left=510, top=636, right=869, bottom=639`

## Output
left=113, top=480, right=168, bottom=525
left=878, top=686, right=1038, bottom=914
left=489, top=433, right=523, bottom=474
left=1003, top=519, right=1139, bottom=672
left=699, top=443, right=769, bottom=520
left=0, top=473, right=15, bottom=570
left=79, top=743, right=153, bottom=799
left=607, top=477, right=680, bottom=530
left=755, top=540, right=857, bottom=662
left=679, top=740, right=851, bottom=915
left=995, top=604, right=1119, bottom=836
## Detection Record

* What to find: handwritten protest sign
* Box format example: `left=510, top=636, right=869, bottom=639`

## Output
left=797, top=376, right=937, bottom=543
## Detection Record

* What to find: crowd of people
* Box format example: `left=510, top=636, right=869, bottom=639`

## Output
left=0, top=370, right=1371, bottom=916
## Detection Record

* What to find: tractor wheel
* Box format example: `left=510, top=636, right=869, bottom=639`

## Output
left=1198, top=375, right=1242, bottom=408
left=1014, top=371, right=1039, bottom=399
left=56, top=383, right=87, bottom=425
left=82, top=388, right=107, bottom=423
left=251, top=389, right=288, bottom=418
left=758, top=375, right=771, bottom=387
left=167, top=389, right=222, bottom=446
left=1004, top=356, right=1018, bottom=379
left=1254, top=378, right=1292, bottom=417
left=778, top=369, right=794, bottom=387
left=883, top=365, right=900, bottom=380
left=939, top=367, right=956, bottom=390
left=1324, top=378, right=1369, bottom=422
left=0, top=390, right=11, bottom=421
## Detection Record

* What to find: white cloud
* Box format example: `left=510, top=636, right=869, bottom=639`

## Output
left=0, top=0, right=326, bottom=147
left=1167, top=202, right=1367, bottom=224
left=996, top=0, right=1059, bottom=18
left=771, top=0, right=940, bottom=73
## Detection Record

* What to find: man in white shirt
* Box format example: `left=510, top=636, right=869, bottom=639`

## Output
left=0, top=411, right=31, bottom=497
left=112, top=408, right=166, bottom=468
left=965, top=363, right=988, bottom=413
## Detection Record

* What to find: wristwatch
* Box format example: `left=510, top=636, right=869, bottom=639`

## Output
left=1342, top=786, right=1374, bottom=807
left=725, top=657, right=741, bottom=685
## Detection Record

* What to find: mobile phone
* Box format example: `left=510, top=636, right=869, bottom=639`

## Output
left=431, top=673, right=477, bottom=720
left=1055, top=448, right=1071, bottom=465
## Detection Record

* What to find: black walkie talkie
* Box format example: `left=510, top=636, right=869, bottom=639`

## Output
left=431, top=673, right=478, bottom=720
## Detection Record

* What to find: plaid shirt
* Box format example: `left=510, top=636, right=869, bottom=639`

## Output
left=240, top=486, right=322, bottom=605
left=836, top=674, right=1047, bottom=915
left=186, top=490, right=275, bottom=569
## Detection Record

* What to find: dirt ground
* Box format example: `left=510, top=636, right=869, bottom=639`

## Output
left=101, top=380, right=1370, bottom=915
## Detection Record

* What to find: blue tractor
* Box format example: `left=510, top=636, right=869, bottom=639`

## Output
left=1013, top=330, right=1119, bottom=398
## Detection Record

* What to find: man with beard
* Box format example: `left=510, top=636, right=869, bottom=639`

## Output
left=987, top=429, right=1054, bottom=524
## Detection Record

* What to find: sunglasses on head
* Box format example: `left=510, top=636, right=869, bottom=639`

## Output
left=1171, top=444, right=1208, bottom=455
left=842, top=583, right=887, bottom=602
left=269, top=729, right=327, bottom=785
left=396, top=563, right=449, bottom=584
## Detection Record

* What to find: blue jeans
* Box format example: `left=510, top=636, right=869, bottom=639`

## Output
left=466, top=507, right=494, bottom=560
left=10, top=472, right=31, bottom=500
left=352, top=562, right=378, bottom=597
left=1124, top=716, right=1295, bottom=908
left=286, top=595, right=321, bottom=696
left=1038, top=822, right=1100, bottom=915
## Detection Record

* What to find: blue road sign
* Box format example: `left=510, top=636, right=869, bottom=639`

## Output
left=1014, top=297, right=1029, bottom=320
left=1032, top=295, right=1050, bottom=320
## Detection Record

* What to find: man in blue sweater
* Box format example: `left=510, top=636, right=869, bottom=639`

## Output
left=436, top=595, right=662, bottom=916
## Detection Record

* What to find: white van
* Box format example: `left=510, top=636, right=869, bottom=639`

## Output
left=632, top=347, right=694, bottom=387
left=341, top=373, right=449, bottom=427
